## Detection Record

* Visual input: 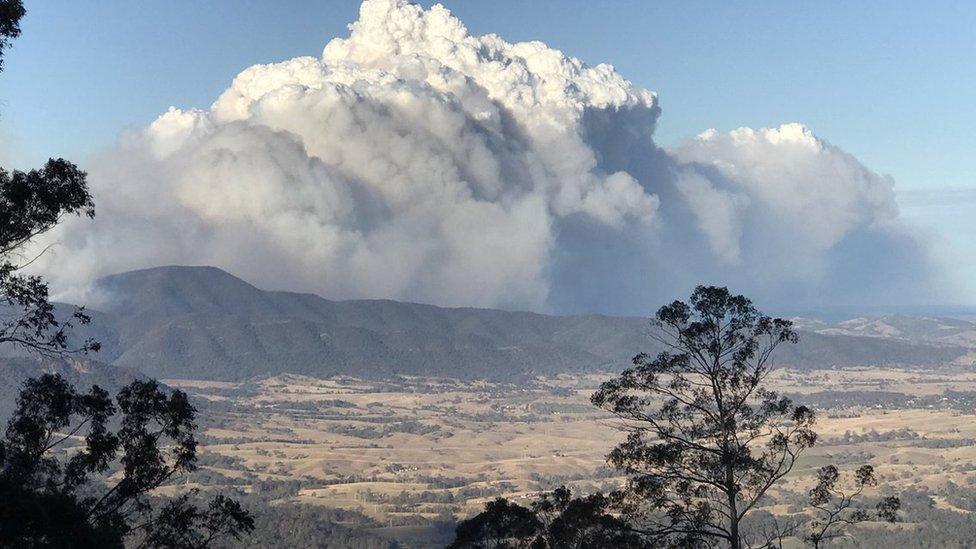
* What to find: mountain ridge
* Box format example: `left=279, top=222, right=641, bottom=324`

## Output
left=19, top=265, right=969, bottom=381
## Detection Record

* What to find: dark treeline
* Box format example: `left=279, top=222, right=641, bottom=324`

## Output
left=0, top=3, right=252, bottom=546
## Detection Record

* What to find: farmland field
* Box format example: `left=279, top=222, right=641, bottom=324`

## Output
left=165, top=366, right=976, bottom=545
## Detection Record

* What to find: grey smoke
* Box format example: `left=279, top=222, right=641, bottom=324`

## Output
left=31, top=0, right=948, bottom=315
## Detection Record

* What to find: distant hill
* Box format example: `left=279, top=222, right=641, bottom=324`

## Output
left=4, top=266, right=968, bottom=381
left=793, top=315, right=976, bottom=348
left=84, top=266, right=651, bottom=380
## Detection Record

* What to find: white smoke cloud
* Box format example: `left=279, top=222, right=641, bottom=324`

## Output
left=33, top=0, right=946, bottom=313
left=671, top=124, right=898, bottom=252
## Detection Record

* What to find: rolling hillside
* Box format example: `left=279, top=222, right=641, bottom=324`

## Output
left=17, top=265, right=959, bottom=381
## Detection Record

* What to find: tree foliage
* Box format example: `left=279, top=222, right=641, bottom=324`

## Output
left=0, top=1, right=99, bottom=357
left=450, top=497, right=542, bottom=549
left=530, top=487, right=647, bottom=548
left=803, top=465, right=900, bottom=548
left=0, top=0, right=24, bottom=71
left=590, top=286, right=817, bottom=548
left=0, top=373, right=254, bottom=547
left=0, top=4, right=253, bottom=546
left=137, top=492, right=254, bottom=549
left=0, top=156, right=99, bottom=356
left=448, top=487, right=645, bottom=549
left=0, top=157, right=95, bottom=255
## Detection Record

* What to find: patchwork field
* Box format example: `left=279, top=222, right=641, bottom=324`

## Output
left=166, top=366, right=976, bottom=543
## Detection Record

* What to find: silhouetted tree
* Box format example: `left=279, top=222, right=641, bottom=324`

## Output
left=449, top=487, right=646, bottom=549
left=450, top=497, right=542, bottom=549
left=0, top=0, right=24, bottom=72
left=0, top=373, right=254, bottom=547
left=0, top=1, right=98, bottom=357
left=136, top=492, right=254, bottom=549
left=531, top=487, right=646, bottom=548
left=0, top=5, right=252, bottom=546
left=0, top=159, right=99, bottom=355
left=591, top=286, right=817, bottom=548
left=803, top=465, right=899, bottom=548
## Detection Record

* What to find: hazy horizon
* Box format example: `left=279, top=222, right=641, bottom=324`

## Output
left=70, top=263, right=976, bottom=323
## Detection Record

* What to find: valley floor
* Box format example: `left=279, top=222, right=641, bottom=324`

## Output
left=165, top=367, right=976, bottom=546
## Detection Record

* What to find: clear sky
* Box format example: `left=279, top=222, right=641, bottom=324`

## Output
left=1, top=1, right=975, bottom=300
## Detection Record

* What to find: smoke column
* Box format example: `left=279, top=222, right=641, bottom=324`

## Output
left=34, top=0, right=945, bottom=315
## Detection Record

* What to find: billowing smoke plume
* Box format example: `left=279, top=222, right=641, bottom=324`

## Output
left=35, top=0, right=945, bottom=314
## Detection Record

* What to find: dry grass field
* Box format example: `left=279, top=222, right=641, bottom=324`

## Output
left=164, top=366, right=976, bottom=532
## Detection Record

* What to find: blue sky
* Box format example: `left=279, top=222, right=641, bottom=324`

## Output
left=2, top=1, right=975, bottom=298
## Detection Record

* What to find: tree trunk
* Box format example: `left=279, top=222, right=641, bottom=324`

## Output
left=727, top=463, right=740, bottom=549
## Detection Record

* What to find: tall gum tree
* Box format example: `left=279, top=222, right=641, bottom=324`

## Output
left=592, top=286, right=816, bottom=548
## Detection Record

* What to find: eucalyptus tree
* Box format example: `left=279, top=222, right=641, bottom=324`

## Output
left=591, top=286, right=817, bottom=548
left=804, top=465, right=900, bottom=548
left=0, top=0, right=24, bottom=71
left=0, top=373, right=254, bottom=547
left=449, top=487, right=646, bottom=549
left=0, top=0, right=99, bottom=357
left=0, top=4, right=253, bottom=546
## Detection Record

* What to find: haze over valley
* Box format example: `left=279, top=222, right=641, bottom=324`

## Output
left=15, top=265, right=972, bottom=382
